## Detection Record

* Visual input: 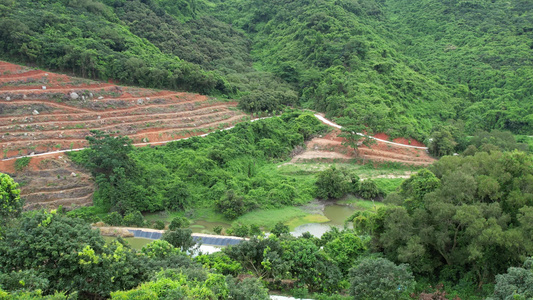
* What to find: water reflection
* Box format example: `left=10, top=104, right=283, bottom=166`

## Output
left=292, top=203, right=356, bottom=238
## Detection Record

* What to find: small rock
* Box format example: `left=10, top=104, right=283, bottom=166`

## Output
left=23, top=95, right=27, bottom=99
left=32, top=110, right=39, bottom=115
left=137, top=98, right=144, bottom=105
left=58, top=134, right=63, bottom=138
left=97, top=116, right=101, bottom=119
left=42, top=86, right=46, bottom=90
left=145, top=97, right=150, bottom=101
left=82, top=95, right=85, bottom=101
left=98, top=96, right=104, bottom=100
left=44, top=73, right=49, bottom=76
left=89, top=93, right=93, bottom=98
left=70, top=92, right=79, bottom=100
left=142, top=138, right=149, bottom=143
left=71, top=172, right=77, bottom=177
left=30, top=152, right=35, bottom=156
left=59, top=156, right=63, bottom=159
left=5, top=96, right=10, bottom=101
left=24, top=133, right=28, bottom=136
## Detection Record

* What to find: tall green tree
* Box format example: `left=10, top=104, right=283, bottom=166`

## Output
left=0, top=173, right=22, bottom=223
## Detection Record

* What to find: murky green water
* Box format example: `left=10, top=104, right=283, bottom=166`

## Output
left=190, top=220, right=231, bottom=234
left=292, top=204, right=356, bottom=237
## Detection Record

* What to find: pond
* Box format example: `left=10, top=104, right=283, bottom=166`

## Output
left=291, top=203, right=356, bottom=238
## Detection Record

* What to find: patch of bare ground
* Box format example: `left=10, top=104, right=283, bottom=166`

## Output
left=1, top=153, right=94, bottom=210
left=290, top=129, right=435, bottom=166
left=0, top=61, right=249, bottom=209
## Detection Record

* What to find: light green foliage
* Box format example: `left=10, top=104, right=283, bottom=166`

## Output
left=0, top=173, right=22, bottom=222
left=14, top=157, right=31, bottom=171
left=323, top=231, right=367, bottom=274
left=195, top=252, right=242, bottom=276
left=73, top=112, right=326, bottom=218
left=349, top=258, right=415, bottom=300
left=112, top=270, right=269, bottom=300
left=123, top=211, right=145, bottom=227
left=141, top=240, right=180, bottom=259
left=384, top=0, right=533, bottom=135
left=492, top=257, right=533, bottom=300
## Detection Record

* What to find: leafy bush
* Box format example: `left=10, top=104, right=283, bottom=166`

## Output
left=103, top=212, right=123, bottom=226
left=14, top=157, right=31, bottom=171
left=349, top=258, right=415, bottom=300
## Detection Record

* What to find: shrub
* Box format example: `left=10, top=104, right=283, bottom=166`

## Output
left=103, top=212, right=123, bottom=226
left=14, top=157, right=31, bottom=171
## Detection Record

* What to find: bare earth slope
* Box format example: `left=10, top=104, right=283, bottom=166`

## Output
left=0, top=61, right=248, bottom=209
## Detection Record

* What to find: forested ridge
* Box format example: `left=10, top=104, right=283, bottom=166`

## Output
left=1, top=0, right=533, bottom=299
left=1, top=0, right=531, bottom=139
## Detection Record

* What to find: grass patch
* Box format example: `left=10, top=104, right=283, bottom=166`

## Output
left=374, top=178, right=405, bottom=194
left=285, top=214, right=330, bottom=231
left=144, top=207, right=230, bottom=224
left=338, top=197, right=386, bottom=211
left=233, top=207, right=309, bottom=228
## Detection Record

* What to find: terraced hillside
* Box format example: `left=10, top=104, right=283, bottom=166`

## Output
left=0, top=61, right=249, bottom=159
left=0, top=61, right=248, bottom=209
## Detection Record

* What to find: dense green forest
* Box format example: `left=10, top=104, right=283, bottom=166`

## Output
left=2, top=0, right=533, bottom=298
left=2, top=146, right=533, bottom=298
left=69, top=111, right=328, bottom=217
left=1, top=0, right=531, bottom=139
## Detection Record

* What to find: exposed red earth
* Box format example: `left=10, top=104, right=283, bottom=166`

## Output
left=0, top=61, right=433, bottom=210
left=0, top=61, right=248, bottom=209
left=290, top=128, right=435, bottom=165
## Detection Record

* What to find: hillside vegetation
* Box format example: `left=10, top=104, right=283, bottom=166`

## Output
left=1, top=0, right=531, bottom=139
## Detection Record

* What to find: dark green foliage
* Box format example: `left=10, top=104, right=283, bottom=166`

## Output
left=153, top=220, right=165, bottom=230
left=376, top=151, right=533, bottom=286
left=226, top=276, right=270, bottom=300
left=168, top=216, right=190, bottom=231
left=315, top=166, right=360, bottom=200
left=103, top=211, right=123, bottom=226
left=492, top=257, right=533, bottom=300
left=0, top=173, right=22, bottom=222
left=14, top=157, right=31, bottom=172
left=358, top=179, right=382, bottom=200
left=0, top=211, right=149, bottom=298
left=270, top=222, right=289, bottom=237
left=162, top=229, right=197, bottom=252
left=349, top=258, right=415, bottom=300
left=122, top=211, right=145, bottom=227
left=0, top=269, right=49, bottom=293
left=213, top=225, right=223, bottom=235
left=428, top=129, right=458, bottom=157
left=0, top=1, right=230, bottom=95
